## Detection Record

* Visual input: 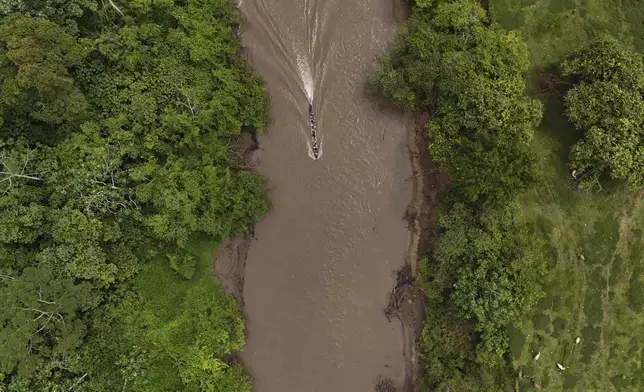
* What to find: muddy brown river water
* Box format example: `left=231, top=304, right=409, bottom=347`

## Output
left=238, top=0, right=412, bottom=390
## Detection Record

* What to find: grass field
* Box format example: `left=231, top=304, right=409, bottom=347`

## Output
left=488, top=0, right=644, bottom=390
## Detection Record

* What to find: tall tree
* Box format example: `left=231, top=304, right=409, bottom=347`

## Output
left=0, top=267, right=96, bottom=381
left=563, top=36, right=644, bottom=189
left=0, top=14, right=87, bottom=130
left=371, top=0, right=542, bottom=206
left=0, top=0, right=266, bottom=390
left=423, top=203, right=544, bottom=365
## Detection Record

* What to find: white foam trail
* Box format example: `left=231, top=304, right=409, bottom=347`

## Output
left=296, top=52, right=314, bottom=102
left=307, top=141, right=316, bottom=160
left=312, top=8, right=319, bottom=55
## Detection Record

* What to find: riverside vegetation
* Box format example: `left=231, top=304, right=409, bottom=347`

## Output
left=373, top=0, right=644, bottom=390
left=0, top=1, right=266, bottom=391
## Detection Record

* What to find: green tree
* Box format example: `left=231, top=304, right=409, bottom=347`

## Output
left=0, top=0, right=98, bottom=26
left=0, top=14, right=87, bottom=128
left=374, top=0, right=545, bottom=387
left=0, top=267, right=96, bottom=382
left=424, top=203, right=544, bottom=364
left=562, top=35, right=644, bottom=91
left=371, top=0, right=542, bottom=206
left=0, top=0, right=265, bottom=390
left=563, top=35, right=644, bottom=189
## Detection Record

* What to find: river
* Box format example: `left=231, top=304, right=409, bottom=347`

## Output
left=238, top=0, right=412, bottom=390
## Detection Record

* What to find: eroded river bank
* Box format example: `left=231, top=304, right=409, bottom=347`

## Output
left=214, top=0, right=432, bottom=391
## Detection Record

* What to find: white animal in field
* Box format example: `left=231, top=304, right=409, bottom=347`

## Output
left=534, top=352, right=541, bottom=361
left=556, top=363, right=566, bottom=371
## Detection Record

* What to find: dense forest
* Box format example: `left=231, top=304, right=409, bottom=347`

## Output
left=0, top=1, right=265, bottom=391
left=374, top=0, right=644, bottom=390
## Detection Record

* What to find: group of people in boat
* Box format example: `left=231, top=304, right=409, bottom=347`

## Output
left=309, top=104, right=319, bottom=159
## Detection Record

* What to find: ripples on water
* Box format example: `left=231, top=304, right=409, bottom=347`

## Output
left=296, top=53, right=314, bottom=102
left=241, top=0, right=322, bottom=159
left=238, top=0, right=411, bottom=390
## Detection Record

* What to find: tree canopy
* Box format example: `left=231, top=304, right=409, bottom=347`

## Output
left=563, top=36, right=644, bottom=189
left=371, top=0, right=542, bottom=207
left=0, top=0, right=265, bottom=390
left=372, top=0, right=545, bottom=389
left=420, top=203, right=544, bottom=365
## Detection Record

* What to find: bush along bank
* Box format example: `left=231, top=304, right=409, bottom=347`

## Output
left=371, top=0, right=546, bottom=390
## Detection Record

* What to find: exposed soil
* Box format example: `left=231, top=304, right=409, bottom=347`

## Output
left=392, top=0, right=411, bottom=23
left=213, top=129, right=260, bottom=309
left=213, top=234, right=251, bottom=308
left=394, top=113, right=448, bottom=392
left=230, top=128, right=262, bottom=170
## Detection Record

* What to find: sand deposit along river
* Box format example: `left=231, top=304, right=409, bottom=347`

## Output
left=238, top=0, right=411, bottom=390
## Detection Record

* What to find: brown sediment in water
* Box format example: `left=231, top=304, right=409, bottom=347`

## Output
left=237, top=0, right=413, bottom=389
left=214, top=114, right=447, bottom=392
left=215, top=115, right=447, bottom=392
left=215, top=0, right=446, bottom=392
left=213, top=0, right=452, bottom=390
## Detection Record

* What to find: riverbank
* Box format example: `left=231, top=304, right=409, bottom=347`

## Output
left=213, top=129, right=262, bottom=309
left=397, top=113, right=448, bottom=392
left=213, top=235, right=251, bottom=308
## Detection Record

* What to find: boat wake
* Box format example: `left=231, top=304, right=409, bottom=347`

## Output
left=297, top=53, right=314, bottom=102
left=297, top=53, right=320, bottom=160
left=308, top=104, right=320, bottom=159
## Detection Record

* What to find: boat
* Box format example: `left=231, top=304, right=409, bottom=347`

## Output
left=309, top=104, right=319, bottom=159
